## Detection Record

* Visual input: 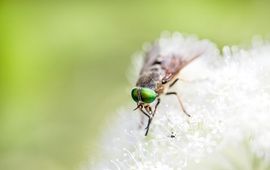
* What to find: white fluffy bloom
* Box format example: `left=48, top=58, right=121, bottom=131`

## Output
left=85, top=33, right=270, bottom=170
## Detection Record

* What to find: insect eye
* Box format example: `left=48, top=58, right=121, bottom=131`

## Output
left=131, top=88, right=139, bottom=102
left=140, top=88, right=157, bottom=103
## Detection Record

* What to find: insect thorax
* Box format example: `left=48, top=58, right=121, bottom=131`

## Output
left=136, top=65, right=165, bottom=91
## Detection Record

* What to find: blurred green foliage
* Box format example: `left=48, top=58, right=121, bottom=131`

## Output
left=0, top=0, right=270, bottom=170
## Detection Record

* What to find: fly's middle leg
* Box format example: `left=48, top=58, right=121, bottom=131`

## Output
left=153, top=98, right=161, bottom=116
left=166, top=92, right=191, bottom=117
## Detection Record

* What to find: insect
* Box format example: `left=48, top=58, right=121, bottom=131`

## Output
left=131, top=37, right=204, bottom=136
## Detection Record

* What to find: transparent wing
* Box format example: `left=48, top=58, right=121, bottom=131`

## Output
left=140, top=34, right=209, bottom=82
left=159, top=53, right=202, bottom=82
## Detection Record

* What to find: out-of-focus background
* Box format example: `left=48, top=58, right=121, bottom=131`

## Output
left=0, top=0, right=270, bottom=170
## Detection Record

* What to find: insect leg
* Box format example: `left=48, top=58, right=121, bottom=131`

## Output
left=165, top=92, right=191, bottom=117
left=145, top=117, right=153, bottom=136
left=153, top=98, right=161, bottom=115
left=169, top=78, right=179, bottom=88
left=139, top=108, right=153, bottom=136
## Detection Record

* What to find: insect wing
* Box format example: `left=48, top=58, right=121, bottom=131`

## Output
left=160, top=53, right=202, bottom=82
left=140, top=42, right=202, bottom=83
left=140, top=43, right=161, bottom=75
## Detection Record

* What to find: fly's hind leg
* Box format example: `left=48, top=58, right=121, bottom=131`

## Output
left=169, top=78, right=185, bottom=88
left=167, top=78, right=191, bottom=117
left=169, top=78, right=179, bottom=88
left=165, top=92, right=191, bottom=117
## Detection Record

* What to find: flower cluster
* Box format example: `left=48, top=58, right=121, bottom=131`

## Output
left=86, top=33, right=270, bottom=170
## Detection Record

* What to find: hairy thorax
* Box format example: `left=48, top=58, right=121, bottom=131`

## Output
left=136, top=65, right=167, bottom=95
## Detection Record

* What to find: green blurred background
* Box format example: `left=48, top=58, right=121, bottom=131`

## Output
left=0, top=0, right=270, bottom=170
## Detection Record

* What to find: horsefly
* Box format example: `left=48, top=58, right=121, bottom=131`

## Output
left=131, top=35, right=205, bottom=136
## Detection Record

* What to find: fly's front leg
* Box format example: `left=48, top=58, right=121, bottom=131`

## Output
left=166, top=92, right=191, bottom=117
left=144, top=98, right=161, bottom=135
left=145, top=116, right=153, bottom=136
left=139, top=108, right=153, bottom=136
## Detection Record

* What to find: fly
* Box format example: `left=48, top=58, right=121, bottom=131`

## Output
left=131, top=37, right=204, bottom=136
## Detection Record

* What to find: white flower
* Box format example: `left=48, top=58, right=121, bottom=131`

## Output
left=85, top=33, right=270, bottom=170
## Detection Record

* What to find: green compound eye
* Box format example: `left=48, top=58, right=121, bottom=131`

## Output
left=140, top=88, right=157, bottom=103
left=131, top=88, right=157, bottom=103
left=131, top=88, right=139, bottom=102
